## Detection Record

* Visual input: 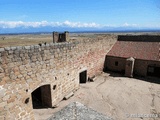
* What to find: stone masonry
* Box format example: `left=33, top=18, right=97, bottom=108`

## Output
left=53, top=31, right=69, bottom=43
left=0, top=35, right=116, bottom=119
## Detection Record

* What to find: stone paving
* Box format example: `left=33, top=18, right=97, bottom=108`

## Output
left=48, top=102, right=112, bottom=120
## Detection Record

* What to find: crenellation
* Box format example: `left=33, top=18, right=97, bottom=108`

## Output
left=24, top=46, right=31, bottom=50
left=0, top=48, right=5, bottom=52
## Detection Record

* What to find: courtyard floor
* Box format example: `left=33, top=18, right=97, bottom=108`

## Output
left=33, top=72, right=160, bottom=120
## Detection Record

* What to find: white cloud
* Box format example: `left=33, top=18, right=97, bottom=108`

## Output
left=62, top=20, right=100, bottom=28
left=0, top=21, right=49, bottom=28
left=122, top=22, right=160, bottom=28
left=122, top=22, right=138, bottom=27
left=1, top=20, right=159, bottom=29
left=0, top=20, right=101, bottom=28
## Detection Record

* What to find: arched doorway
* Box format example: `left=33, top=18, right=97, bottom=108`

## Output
left=31, top=84, right=52, bottom=109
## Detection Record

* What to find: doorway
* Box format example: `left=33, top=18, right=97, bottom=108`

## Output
left=79, top=70, right=87, bottom=83
left=31, top=85, right=52, bottom=109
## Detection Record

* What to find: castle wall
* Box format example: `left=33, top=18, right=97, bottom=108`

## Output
left=0, top=37, right=116, bottom=119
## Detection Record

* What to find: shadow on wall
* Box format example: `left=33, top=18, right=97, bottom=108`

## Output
left=103, top=55, right=107, bottom=72
left=103, top=55, right=160, bottom=84
left=103, top=55, right=125, bottom=77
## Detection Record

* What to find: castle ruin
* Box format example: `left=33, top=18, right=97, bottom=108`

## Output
left=0, top=32, right=116, bottom=119
left=1, top=33, right=160, bottom=119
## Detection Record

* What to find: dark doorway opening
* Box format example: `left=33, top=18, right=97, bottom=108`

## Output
left=115, top=61, right=118, bottom=66
left=147, top=66, right=160, bottom=78
left=31, top=85, right=52, bottom=109
left=79, top=70, right=87, bottom=83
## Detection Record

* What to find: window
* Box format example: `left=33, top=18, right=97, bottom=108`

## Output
left=147, top=66, right=160, bottom=78
left=115, top=61, right=118, bottom=66
left=148, top=66, right=154, bottom=73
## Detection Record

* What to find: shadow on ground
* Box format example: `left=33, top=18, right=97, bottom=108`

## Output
left=105, top=71, right=160, bottom=84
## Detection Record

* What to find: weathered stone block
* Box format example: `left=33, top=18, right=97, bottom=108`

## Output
left=0, top=48, right=5, bottom=52
left=9, top=73, right=17, bottom=80
left=27, top=72, right=32, bottom=76
left=17, top=74, right=23, bottom=78
left=2, top=76, right=10, bottom=81
left=4, top=47, right=10, bottom=51
left=0, top=66, right=4, bottom=73
left=19, top=65, right=25, bottom=71
left=2, top=95, right=10, bottom=101
left=24, top=46, right=31, bottom=50
left=0, top=101, right=7, bottom=107
left=17, top=46, right=22, bottom=50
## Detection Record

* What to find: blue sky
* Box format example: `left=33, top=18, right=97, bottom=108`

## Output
left=0, top=0, right=160, bottom=33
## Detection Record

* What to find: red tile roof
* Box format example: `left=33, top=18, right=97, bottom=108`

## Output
left=107, top=41, right=160, bottom=61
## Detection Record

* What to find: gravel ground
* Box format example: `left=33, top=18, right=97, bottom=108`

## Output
left=33, top=72, right=160, bottom=120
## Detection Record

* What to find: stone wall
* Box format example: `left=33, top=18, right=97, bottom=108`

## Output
left=118, top=35, right=160, bottom=42
left=104, top=56, right=126, bottom=73
left=0, top=36, right=116, bottom=119
left=105, top=56, right=160, bottom=77
left=134, top=59, right=160, bottom=77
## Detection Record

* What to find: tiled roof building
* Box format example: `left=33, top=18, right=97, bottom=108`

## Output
left=105, top=35, right=160, bottom=78
left=107, top=41, right=160, bottom=61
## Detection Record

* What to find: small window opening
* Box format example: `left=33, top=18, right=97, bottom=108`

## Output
left=25, top=98, right=30, bottom=104
left=53, top=85, right=56, bottom=90
left=115, top=61, right=118, bottom=66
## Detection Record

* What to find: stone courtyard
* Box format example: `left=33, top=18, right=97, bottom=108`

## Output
left=34, top=72, right=160, bottom=120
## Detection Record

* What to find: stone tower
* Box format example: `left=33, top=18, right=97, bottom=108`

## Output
left=64, top=31, right=69, bottom=42
left=53, top=32, right=59, bottom=43
left=53, top=31, right=69, bottom=43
